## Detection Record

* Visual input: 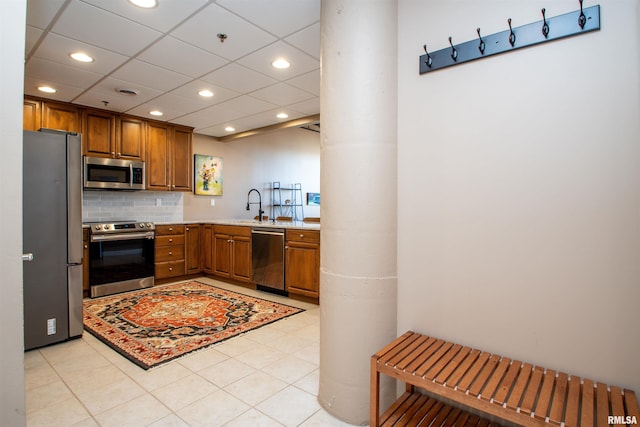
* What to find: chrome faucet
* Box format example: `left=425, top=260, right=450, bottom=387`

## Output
left=246, top=188, right=264, bottom=222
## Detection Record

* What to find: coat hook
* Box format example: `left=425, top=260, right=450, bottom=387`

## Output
left=541, top=8, right=550, bottom=38
left=508, top=18, right=516, bottom=46
left=476, top=28, right=486, bottom=54
left=448, top=36, right=458, bottom=61
left=578, top=0, right=587, bottom=29
left=423, top=44, right=433, bottom=68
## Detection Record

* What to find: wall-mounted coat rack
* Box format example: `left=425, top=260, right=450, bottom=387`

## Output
left=419, top=1, right=600, bottom=74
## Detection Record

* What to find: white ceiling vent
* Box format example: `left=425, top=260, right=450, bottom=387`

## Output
left=115, top=88, right=140, bottom=96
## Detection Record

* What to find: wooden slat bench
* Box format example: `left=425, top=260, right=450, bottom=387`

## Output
left=371, top=331, right=640, bottom=427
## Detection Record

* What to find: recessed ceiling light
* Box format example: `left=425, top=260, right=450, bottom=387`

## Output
left=37, top=86, right=56, bottom=94
left=149, top=110, right=163, bottom=116
left=70, top=52, right=94, bottom=63
left=225, top=126, right=235, bottom=132
left=276, top=112, right=289, bottom=119
left=129, top=0, right=157, bottom=8
left=198, top=89, right=214, bottom=98
left=271, top=58, right=290, bottom=69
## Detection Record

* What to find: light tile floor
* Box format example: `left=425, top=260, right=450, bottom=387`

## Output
left=24, top=277, right=357, bottom=427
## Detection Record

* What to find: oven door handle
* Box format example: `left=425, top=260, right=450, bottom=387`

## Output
left=90, top=232, right=155, bottom=242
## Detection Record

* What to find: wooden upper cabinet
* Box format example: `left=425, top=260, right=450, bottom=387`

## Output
left=172, top=126, right=192, bottom=192
left=146, top=122, right=171, bottom=191
left=116, top=116, right=145, bottom=160
left=83, top=111, right=145, bottom=160
left=23, top=98, right=41, bottom=131
left=147, top=122, right=192, bottom=192
left=83, top=109, right=114, bottom=157
left=42, top=101, right=80, bottom=132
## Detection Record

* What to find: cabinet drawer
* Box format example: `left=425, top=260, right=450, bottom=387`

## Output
left=286, top=229, right=320, bottom=244
left=214, top=225, right=251, bottom=237
left=155, top=261, right=185, bottom=279
left=155, top=225, right=185, bottom=236
left=156, top=234, right=185, bottom=247
left=155, top=245, right=185, bottom=262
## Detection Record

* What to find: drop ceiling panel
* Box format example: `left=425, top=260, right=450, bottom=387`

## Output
left=26, top=0, right=66, bottom=30
left=73, top=77, right=163, bottom=112
left=51, top=1, right=161, bottom=57
left=287, top=98, right=320, bottom=115
left=23, top=77, right=85, bottom=102
left=285, top=23, right=320, bottom=60
left=170, top=80, right=240, bottom=106
left=216, top=96, right=277, bottom=116
left=201, top=63, right=276, bottom=93
left=171, top=3, right=277, bottom=61
left=172, top=105, right=245, bottom=129
left=216, top=0, right=320, bottom=38
left=125, top=93, right=206, bottom=121
left=81, top=0, right=209, bottom=33
left=26, top=57, right=104, bottom=89
left=25, top=26, right=44, bottom=56
left=257, top=108, right=306, bottom=122
left=32, top=33, right=129, bottom=75
left=111, top=59, right=192, bottom=92
left=250, top=82, right=314, bottom=106
left=237, top=41, right=319, bottom=81
left=137, top=36, right=228, bottom=78
left=286, top=70, right=320, bottom=96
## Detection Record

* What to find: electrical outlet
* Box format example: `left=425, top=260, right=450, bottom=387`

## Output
left=47, top=318, right=56, bottom=335
left=156, top=198, right=161, bottom=207
left=210, top=199, right=215, bottom=206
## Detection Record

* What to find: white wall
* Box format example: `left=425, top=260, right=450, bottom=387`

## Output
left=397, top=0, right=640, bottom=393
left=184, top=128, right=321, bottom=221
left=0, top=0, right=27, bottom=425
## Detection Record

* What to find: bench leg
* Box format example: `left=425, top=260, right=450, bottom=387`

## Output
left=371, top=356, right=380, bottom=426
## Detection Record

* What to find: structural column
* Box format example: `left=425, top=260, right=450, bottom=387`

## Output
left=318, top=0, right=398, bottom=424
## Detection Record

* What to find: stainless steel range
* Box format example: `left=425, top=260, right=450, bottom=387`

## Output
left=88, top=221, right=155, bottom=298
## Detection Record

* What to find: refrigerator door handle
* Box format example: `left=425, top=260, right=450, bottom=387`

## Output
left=22, top=253, right=34, bottom=262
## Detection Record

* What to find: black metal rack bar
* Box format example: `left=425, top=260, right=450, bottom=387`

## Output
left=419, top=4, right=600, bottom=75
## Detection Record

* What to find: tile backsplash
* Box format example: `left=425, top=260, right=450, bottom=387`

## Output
left=83, top=191, right=183, bottom=223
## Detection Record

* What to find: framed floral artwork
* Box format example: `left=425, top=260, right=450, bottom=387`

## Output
left=194, top=155, right=223, bottom=196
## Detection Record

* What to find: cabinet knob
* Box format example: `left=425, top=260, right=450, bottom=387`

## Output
left=117, top=152, right=121, bottom=157
left=299, top=234, right=304, bottom=238
left=169, top=251, right=173, bottom=256
left=169, top=238, right=173, bottom=242
left=111, top=152, right=115, bottom=156
left=84, top=244, right=88, bottom=249
left=169, top=267, right=173, bottom=271
left=186, top=227, right=190, bottom=231
left=169, top=227, right=173, bottom=231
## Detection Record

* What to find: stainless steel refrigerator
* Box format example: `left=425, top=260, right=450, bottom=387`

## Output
left=23, top=129, right=83, bottom=350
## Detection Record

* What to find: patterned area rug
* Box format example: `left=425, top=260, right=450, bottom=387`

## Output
left=83, top=281, right=304, bottom=370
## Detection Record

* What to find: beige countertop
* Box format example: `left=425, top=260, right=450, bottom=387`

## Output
left=156, top=219, right=320, bottom=230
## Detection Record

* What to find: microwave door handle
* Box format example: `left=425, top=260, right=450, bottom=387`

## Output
left=129, top=163, right=133, bottom=187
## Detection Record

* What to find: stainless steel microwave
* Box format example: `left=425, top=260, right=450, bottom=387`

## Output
left=83, top=157, right=145, bottom=190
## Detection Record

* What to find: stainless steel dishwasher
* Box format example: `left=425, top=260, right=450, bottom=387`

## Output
left=251, top=228, right=286, bottom=294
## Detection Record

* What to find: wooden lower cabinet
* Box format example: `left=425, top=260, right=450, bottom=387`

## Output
left=212, top=225, right=252, bottom=283
left=202, top=224, right=213, bottom=274
left=155, top=225, right=186, bottom=279
left=185, top=224, right=201, bottom=274
left=285, top=229, right=320, bottom=299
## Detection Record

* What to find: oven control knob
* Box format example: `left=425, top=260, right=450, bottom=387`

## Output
left=139, top=223, right=145, bottom=228
left=146, top=223, right=152, bottom=229
left=103, top=225, right=110, bottom=230
left=94, top=225, right=100, bottom=230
